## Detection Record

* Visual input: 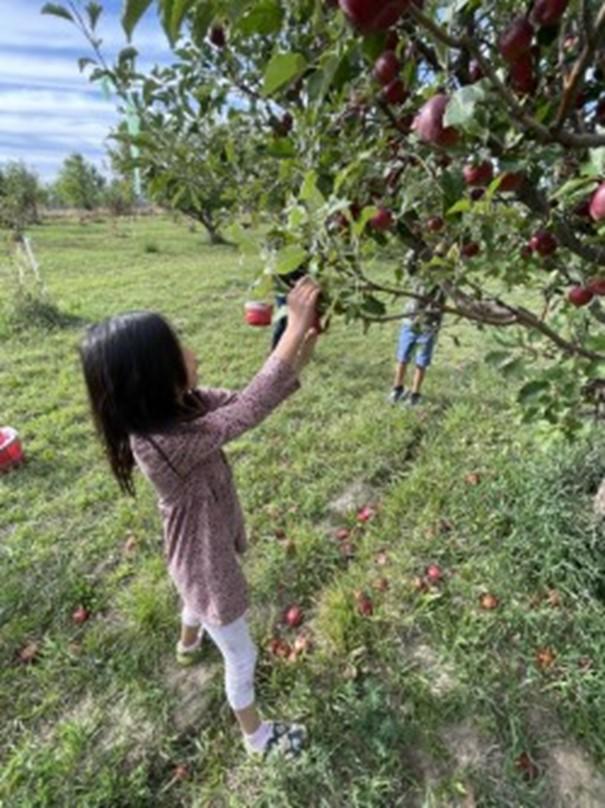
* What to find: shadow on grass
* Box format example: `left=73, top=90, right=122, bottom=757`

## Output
left=3, top=294, right=87, bottom=334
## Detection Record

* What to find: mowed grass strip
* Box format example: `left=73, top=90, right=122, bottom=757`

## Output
left=1, top=217, right=603, bottom=807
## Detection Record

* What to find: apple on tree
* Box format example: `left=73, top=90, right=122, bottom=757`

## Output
left=589, top=182, right=605, bottom=221
left=499, top=16, right=534, bottom=64
left=568, top=286, right=593, bottom=307
left=374, top=51, right=400, bottom=85
left=529, top=230, right=558, bottom=256
left=339, top=0, right=411, bottom=34
left=413, top=94, right=459, bottom=148
left=463, top=161, right=494, bottom=187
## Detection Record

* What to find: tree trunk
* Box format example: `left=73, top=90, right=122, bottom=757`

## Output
left=196, top=209, right=232, bottom=246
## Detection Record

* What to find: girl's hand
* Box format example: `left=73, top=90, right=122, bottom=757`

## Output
left=286, top=277, right=321, bottom=334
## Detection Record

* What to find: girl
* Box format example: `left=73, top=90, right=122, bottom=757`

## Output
left=79, top=277, right=320, bottom=760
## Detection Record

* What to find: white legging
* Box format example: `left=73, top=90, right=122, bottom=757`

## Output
left=182, top=607, right=258, bottom=712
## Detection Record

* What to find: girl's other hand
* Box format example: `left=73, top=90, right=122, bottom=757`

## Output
left=286, top=278, right=320, bottom=334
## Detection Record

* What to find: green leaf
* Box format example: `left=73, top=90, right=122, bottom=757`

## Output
left=447, top=198, right=471, bottom=215
left=121, top=0, right=153, bottom=40
left=299, top=170, right=324, bottom=208
left=262, top=53, right=307, bottom=96
left=238, top=0, right=284, bottom=36
left=275, top=245, right=307, bottom=275
left=518, top=380, right=550, bottom=403
left=552, top=176, right=597, bottom=200
left=78, top=57, right=97, bottom=73
left=86, top=1, right=103, bottom=29
left=168, top=0, right=196, bottom=44
left=41, top=3, right=74, bottom=22
left=443, top=84, right=486, bottom=128
left=118, top=46, right=139, bottom=63
left=587, top=147, right=605, bottom=177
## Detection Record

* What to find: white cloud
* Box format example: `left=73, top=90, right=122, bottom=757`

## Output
left=0, top=1, right=171, bottom=181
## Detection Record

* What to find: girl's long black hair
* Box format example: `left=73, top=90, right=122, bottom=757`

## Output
left=79, top=311, right=204, bottom=496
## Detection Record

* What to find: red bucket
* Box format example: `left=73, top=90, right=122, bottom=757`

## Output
left=0, top=427, right=24, bottom=472
left=244, top=301, right=273, bottom=327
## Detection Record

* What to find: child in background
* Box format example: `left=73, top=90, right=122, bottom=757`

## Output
left=79, top=278, right=320, bottom=760
left=388, top=279, right=446, bottom=407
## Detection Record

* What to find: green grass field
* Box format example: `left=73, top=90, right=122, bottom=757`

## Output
left=1, top=216, right=604, bottom=807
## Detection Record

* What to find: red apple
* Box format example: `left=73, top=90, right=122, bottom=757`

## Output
left=369, top=208, right=393, bottom=232
left=529, top=229, right=558, bottom=256
left=339, top=0, right=410, bottom=33
left=413, top=94, right=458, bottom=148
left=357, top=504, right=376, bottom=522
left=425, top=564, right=443, bottom=584
left=173, top=764, right=189, bottom=781
left=426, top=215, right=444, bottom=232
left=209, top=25, right=226, bottom=48
left=589, top=182, right=605, bottom=221
left=72, top=606, right=90, bottom=625
left=383, top=79, right=408, bottom=105
left=499, top=16, right=534, bottom=64
left=293, top=633, right=311, bottom=654
left=515, top=752, right=540, bottom=781
left=587, top=277, right=605, bottom=296
left=499, top=172, right=524, bottom=192
left=334, top=526, right=351, bottom=541
left=355, top=591, right=374, bottom=616
left=283, top=604, right=304, bottom=628
left=18, top=641, right=40, bottom=664
left=531, top=0, right=569, bottom=27
left=510, top=52, right=537, bottom=95
left=374, top=50, right=400, bottom=85
left=479, top=593, right=499, bottom=610
left=269, top=637, right=291, bottom=658
left=461, top=241, right=480, bottom=258
left=463, top=161, right=494, bottom=187
left=567, top=286, right=594, bottom=307
left=470, top=188, right=485, bottom=201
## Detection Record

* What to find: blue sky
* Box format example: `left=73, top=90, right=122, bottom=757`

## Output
left=0, top=0, right=168, bottom=183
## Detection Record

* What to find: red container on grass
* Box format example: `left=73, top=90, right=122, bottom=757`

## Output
left=0, top=427, right=24, bottom=472
left=244, top=301, right=273, bottom=327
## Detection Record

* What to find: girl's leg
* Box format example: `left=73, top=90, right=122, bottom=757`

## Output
left=180, top=605, right=203, bottom=649
left=201, top=615, right=305, bottom=757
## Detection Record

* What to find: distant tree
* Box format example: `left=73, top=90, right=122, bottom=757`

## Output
left=103, top=177, right=136, bottom=216
left=0, top=162, right=45, bottom=235
left=54, top=153, right=106, bottom=210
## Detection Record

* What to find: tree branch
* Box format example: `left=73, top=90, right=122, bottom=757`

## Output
left=553, top=2, right=605, bottom=129
left=408, top=4, right=605, bottom=150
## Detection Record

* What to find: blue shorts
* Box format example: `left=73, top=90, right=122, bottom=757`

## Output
left=396, top=321, right=437, bottom=368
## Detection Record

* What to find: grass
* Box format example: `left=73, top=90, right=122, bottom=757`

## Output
left=1, top=215, right=604, bottom=807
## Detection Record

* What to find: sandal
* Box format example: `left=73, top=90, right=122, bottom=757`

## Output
left=175, top=632, right=204, bottom=667
left=263, top=722, right=306, bottom=760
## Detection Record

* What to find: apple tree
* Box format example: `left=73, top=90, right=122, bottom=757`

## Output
left=45, top=0, right=605, bottom=434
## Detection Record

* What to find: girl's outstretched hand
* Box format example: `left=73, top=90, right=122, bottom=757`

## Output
left=286, top=277, right=321, bottom=335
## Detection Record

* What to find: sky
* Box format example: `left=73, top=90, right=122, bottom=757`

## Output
left=0, top=0, right=169, bottom=183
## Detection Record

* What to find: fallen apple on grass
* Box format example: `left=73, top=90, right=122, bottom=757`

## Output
left=17, top=641, right=40, bottom=664
left=355, top=591, right=374, bottom=616
left=357, top=504, right=376, bottom=522
left=334, top=526, right=351, bottom=541
left=72, top=606, right=90, bottom=625
left=479, top=593, right=499, bottom=610
left=535, top=647, right=556, bottom=670
left=425, top=564, right=443, bottom=584
left=283, top=604, right=304, bottom=628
